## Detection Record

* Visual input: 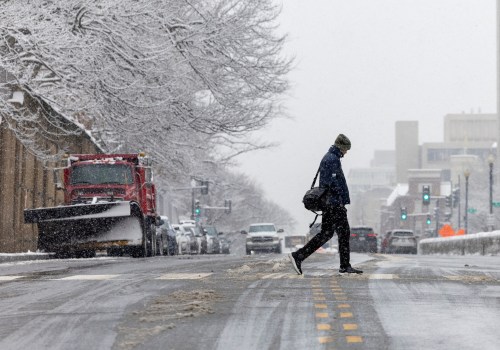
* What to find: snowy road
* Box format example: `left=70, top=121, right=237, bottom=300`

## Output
left=0, top=250, right=499, bottom=349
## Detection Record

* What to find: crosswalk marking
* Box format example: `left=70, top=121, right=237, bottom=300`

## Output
left=261, top=273, right=302, bottom=279
left=57, top=274, right=119, bottom=280
left=156, top=273, right=212, bottom=280
left=0, top=276, right=24, bottom=281
left=7, top=271, right=468, bottom=282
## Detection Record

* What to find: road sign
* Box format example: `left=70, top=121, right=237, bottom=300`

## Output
left=492, top=202, right=500, bottom=208
left=467, top=208, right=477, bottom=214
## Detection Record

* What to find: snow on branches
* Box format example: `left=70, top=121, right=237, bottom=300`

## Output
left=0, top=0, right=291, bottom=175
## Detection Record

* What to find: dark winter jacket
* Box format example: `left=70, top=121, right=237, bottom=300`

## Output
left=319, top=145, right=350, bottom=206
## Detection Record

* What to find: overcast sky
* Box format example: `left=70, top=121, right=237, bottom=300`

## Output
left=236, top=0, right=497, bottom=233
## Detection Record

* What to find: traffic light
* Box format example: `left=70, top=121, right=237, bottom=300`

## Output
left=201, top=181, right=209, bottom=195
left=224, top=199, right=232, bottom=214
left=426, top=215, right=431, bottom=225
left=445, top=195, right=452, bottom=207
left=194, top=200, right=201, bottom=218
left=400, top=207, right=407, bottom=221
left=422, top=185, right=430, bottom=205
left=452, top=188, right=460, bottom=208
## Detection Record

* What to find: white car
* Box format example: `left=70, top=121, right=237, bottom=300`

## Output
left=172, top=224, right=191, bottom=255
left=385, top=229, right=418, bottom=254
left=182, top=225, right=206, bottom=254
left=245, top=223, right=282, bottom=255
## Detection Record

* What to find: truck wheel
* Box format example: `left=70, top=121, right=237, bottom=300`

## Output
left=141, top=217, right=155, bottom=257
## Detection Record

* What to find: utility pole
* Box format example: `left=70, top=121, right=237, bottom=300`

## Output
left=457, top=175, right=461, bottom=229
left=434, top=199, right=440, bottom=237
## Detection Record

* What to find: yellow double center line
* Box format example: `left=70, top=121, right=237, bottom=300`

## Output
left=311, top=277, right=364, bottom=346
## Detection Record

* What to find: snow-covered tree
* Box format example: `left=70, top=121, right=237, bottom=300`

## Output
left=0, top=0, right=294, bottom=227
left=0, top=0, right=291, bottom=169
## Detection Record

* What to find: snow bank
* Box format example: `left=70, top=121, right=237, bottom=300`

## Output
left=419, top=231, right=500, bottom=255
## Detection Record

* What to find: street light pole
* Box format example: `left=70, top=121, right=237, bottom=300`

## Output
left=457, top=175, right=461, bottom=229
left=488, top=154, right=495, bottom=231
left=464, top=169, right=470, bottom=234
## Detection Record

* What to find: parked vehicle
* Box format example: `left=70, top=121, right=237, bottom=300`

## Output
left=172, top=224, right=191, bottom=255
left=24, top=153, right=160, bottom=258
left=202, top=225, right=221, bottom=254
left=159, top=216, right=177, bottom=255
left=182, top=224, right=204, bottom=254
left=219, top=237, right=231, bottom=254
left=384, top=229, right=417, bottom=254
left=246, top=223, right=282, bottom=254
left=349, top=226, right=378, bottom=253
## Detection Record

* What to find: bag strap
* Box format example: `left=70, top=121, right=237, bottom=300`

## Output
left=308, top=165, right=323, bottom=228
left=309, top=213, right=321, bottom=228
left=310, top=166, right=321, bottom=189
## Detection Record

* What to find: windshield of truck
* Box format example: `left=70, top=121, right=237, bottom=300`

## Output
left=70, top=164, right=134, bottom=185
left=249, top=224, right=275, bottom=233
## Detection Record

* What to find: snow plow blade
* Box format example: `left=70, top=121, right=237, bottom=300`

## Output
left=23, top=202, right=144, bottom=257
left=24, top=201, right=131, bottom=223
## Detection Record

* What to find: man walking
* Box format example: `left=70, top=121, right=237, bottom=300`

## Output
left=289, top=134, right=363, bottom=275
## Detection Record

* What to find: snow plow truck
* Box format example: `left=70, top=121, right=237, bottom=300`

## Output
left=24, top=153, right=162, bottom=258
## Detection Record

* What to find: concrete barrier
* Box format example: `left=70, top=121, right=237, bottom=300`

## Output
left=419, top=231, right=500, bottom=255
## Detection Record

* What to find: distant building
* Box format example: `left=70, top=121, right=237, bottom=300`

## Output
left=380, top=169, right=451, bottom=238
left=381, top=113, right=497, bottom=236
left=421, top=113, right=497, bottom=176
left=395, top=121, right=419, bottom=183
left=348, top=151, right=396, bottom=233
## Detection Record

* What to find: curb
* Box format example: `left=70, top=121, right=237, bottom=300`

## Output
left=0, top=254, right=51, bottom=263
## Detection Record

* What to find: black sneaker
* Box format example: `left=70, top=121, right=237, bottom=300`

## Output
left=288, top=253, right=302, bottom=275
left=339, top=266, right=363, bottom=274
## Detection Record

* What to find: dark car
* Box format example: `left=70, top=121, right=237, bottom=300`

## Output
left=219, top=237, right=231, bottom=254
left=349, top=226, right=378, bottom=253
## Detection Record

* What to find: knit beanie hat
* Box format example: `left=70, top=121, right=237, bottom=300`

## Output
left=334, top=134, right=351, bottom=151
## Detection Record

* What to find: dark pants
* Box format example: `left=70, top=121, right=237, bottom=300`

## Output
left=295, top=205, right=351, bottom=269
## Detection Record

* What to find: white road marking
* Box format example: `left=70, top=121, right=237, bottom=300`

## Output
left=156, top=273, right=212, bottom=280
left=57, top=274, right=119, bottom=280
left=261, top=273, right=304, bottom=279
left=0, top=276, right=24, bottom=281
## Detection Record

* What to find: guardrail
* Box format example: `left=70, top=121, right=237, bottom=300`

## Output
left=419, top=231, right=500, bottom=255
